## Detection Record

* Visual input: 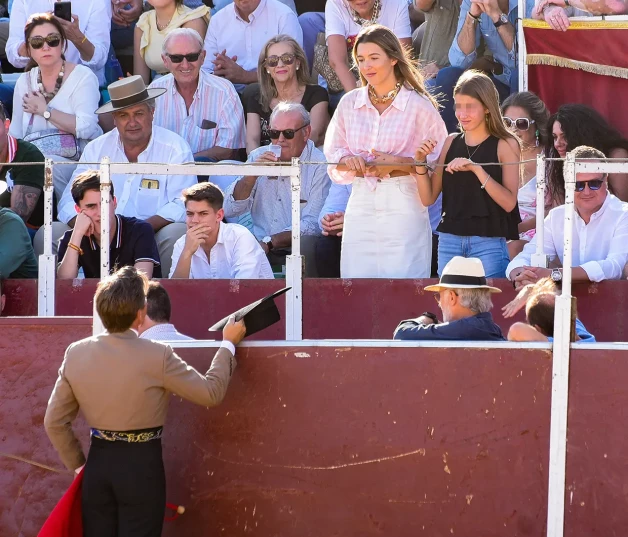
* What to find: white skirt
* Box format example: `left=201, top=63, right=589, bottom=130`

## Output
left=340, top=176, right=432, bottom=278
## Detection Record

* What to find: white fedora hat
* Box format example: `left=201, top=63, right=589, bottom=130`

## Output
left=96, top=75, right=166, bottom=115
left=424, top=256, right=501, bottom=293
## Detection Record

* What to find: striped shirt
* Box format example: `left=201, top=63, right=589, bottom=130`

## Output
left=150, top=71, right=246, bottom=154
left=323, top=85, right=448, bottom=190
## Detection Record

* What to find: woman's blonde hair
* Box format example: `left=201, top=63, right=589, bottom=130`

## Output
left=257, top=35, right=310, bottom=113
left=453, top=70, right=519, bottom=143
left=351, top=24, right=438, bottom=110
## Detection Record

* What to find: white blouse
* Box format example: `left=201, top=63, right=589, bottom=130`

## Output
left=325, top=0, right=412, bottom=40
left=10, top=64, right=103, bottom=143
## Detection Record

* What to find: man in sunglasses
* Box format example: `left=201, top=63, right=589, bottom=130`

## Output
left=150, top=28, right=245, bottom=163
left=508, top=145, right=628, bottom=288
left=223, top=102, right=330, bottom=275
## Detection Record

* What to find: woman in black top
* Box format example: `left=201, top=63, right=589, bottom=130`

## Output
left=414, top=70, right=521, bottom=278
left=246, top=34, right=329, bottom=153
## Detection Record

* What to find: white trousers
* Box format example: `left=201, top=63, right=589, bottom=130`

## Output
left=341, top=176, right=432, bottom=278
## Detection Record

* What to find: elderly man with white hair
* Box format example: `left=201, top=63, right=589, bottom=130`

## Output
left=394, top=256, right=506, bottom=341
left=223, top=102, right=330, bottom=275
left=149, top=28, right=245, bottom=163
left=44, top=76, right=197, bottom=278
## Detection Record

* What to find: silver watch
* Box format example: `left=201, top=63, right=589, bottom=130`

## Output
left=262, top=236, right=273, bottom=251
left=551, top=268, right=562, bottom=283
left=494, top=12, right=509, bottom=27
left=43, top=105, right=52, bottom=120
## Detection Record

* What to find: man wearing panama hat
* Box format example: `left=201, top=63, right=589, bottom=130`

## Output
left=45, top=75, right=197, bottom=277
left=394, top=256, right=505, bottom=341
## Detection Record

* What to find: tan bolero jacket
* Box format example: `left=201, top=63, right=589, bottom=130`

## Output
left=44, top=330, right=235, bottom=471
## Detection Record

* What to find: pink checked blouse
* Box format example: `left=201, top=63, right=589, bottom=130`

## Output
left=323, top=84, right=448, bottom=189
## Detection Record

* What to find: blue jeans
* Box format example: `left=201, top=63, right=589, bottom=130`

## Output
left=432, top=67, right=512, bottom=133
left=437, top=233, right=509, bottom=278
left=298, top=12, right=325, bottom=72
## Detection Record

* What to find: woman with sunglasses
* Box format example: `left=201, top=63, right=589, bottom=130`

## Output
left=324, top=25, right=447, bottom=279
left=246, top=35, right=329, bottom=154
left=500, top=91, right=550, bottom=259
left=10, top=13, right=102, bottom=200
left=134, top=0, right=209, bottom=84
left=546, top=103, right=628, bottom=206
left=414, top=70, right=521, bottom=279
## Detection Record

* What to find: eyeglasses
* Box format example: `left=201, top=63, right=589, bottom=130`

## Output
left=575, top=178, right=605, bottom=192
left=268, top=124, right=308, bottom=140
left=503, top=117, right=535, bottom=131
left=28, top=33, right=62, bottom=50
left=433, top=289, right=458, bottom=304
left=166, top=51, right=202, bottom=63
left=265, top=53, right=296, bottom=68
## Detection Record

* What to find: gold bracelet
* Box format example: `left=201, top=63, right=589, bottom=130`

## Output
left=68, top=242, right=84, bottom=255
left=81, top=34, right=87, bottom=44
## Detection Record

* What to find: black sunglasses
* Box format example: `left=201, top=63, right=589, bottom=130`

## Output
left=28, top=33, right=62, bottom=50
left=166, top=51, right=202, bottom=64
left=575, top=178, right=605, bottom=192
left=503, top=117, right=535, bottom=131
left=265, top=53, right=296, bottom=68
left=268, top=124, right=308, bottom=140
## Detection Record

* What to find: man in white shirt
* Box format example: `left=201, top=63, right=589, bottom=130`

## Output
left=170, top=182, right=274, bottom=279
left=201, top=0, right=303, bottom=92
left=223, top=102, right=331, bottom=276
left=7, top=0, right=111, bottom=86
left=43, top=76, right=197, bottom=278
left=138, top=281, right=193, bottom=341
left=507, top=146, right=628, bottom=289
left=150, top=28, right=245, bottom=163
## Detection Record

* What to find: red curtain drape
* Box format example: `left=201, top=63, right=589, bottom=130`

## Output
left=523, top=22, right=628, bottom=136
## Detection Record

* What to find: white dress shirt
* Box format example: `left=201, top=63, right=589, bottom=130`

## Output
left=7, top=0, right=111, bottom=86
left=201, top=0, right=303, bottom=92
left=507, top=193, right=628, bottom=282
left=150, top=71, right=246, bottom=154
left=57, top=126, right=196, bottom=224
left=223, top=140, right=331, bottom=239
left=318, top=183, right=351, bottom=232
left=10, top=65, right=103, bottom=142
left=325, top=0, right=412, bottom=40
left=139, top=323, right=193, bottom=341
left=169, top=222, right=274, bottom=279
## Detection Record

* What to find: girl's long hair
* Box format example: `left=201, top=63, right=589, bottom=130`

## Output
left=352, top=24, right=439, bottom=110
left=257, top=35, right=310, bottom=113
left=501, top=91, right=550, bottom=147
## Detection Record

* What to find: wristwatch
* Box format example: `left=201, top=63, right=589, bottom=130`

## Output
left=494, top=12, right=509, bottom=27
left=43, top=105, right=52, bottom=120
left=551, top=268, right=563, bottom=283
left=262, top=236, right=273, bottom=251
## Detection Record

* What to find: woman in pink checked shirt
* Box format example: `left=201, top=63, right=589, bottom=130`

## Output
left=323, top=24, right=447, bottom=278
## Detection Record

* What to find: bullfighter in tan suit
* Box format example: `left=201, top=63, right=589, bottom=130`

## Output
left=44, top=266, right=246, bottom=536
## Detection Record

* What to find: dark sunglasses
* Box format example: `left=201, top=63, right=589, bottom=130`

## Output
left=28, top=33, right=62, bottom=50
left=575, top=178, right=605, bottom=192
left=268, top=124, right=308, bottom=140
left=503, top=117, right=535, bottom=131
left=166, top=51, right=202, bottom=63
left=265, top=53, right=296, bottom=68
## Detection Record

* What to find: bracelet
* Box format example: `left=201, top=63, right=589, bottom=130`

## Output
left=68, top=242, right=84, bottom=256
left=81, top=34, right=87, bottom=44
left=480, top=174, right=491, bottom=189
left=467, top=11, right=480, bottom=23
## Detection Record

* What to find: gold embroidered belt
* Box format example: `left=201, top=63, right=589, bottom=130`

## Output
left=90, top=426, right=163, bottom=443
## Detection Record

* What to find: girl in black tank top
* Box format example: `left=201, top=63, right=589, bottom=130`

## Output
left=413, top=71, right=521, bottom=278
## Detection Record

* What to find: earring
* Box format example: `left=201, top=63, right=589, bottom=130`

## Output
left=266, top=70, right=270, bottom=74
left=296, top=66, right=299, bottom=71
left=535, top=129, right=540, bottom=147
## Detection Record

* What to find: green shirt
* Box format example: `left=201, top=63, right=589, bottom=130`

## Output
left=0, top=208, right=38, bottom=278
left=0, top=140, right=47, bottom=227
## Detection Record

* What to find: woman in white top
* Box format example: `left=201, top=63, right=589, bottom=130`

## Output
left=324, top=25, right=447, bottom=278
left=10, top=13, right=103, bottom=201
left=500, top=91, right=550, bottom=259
left=326, top=0, right=412, bottom=94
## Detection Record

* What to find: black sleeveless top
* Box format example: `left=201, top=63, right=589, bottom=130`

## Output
left=437, top=133, right=521, bottom=240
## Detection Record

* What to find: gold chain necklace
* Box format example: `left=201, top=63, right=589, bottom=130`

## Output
left=368, top=82, right=402, bottom=105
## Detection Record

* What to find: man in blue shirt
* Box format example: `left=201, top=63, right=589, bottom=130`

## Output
left=394, top=257, right=505, bottom=341
left=431, top=0, right=518, bottom=132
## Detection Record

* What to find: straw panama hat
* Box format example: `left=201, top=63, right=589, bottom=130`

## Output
left=424, top=256, right=501, bottom=293
left=95, top=75, right=166, bottom=115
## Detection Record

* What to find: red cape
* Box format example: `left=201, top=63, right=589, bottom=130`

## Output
left=37, top=469, right=83, bottom=537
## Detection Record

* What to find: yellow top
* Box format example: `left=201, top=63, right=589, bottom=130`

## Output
left=137, top=5, right=209, bottom=75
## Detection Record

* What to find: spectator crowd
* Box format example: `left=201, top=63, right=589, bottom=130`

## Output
left=1, top=0, right=627, bottom=335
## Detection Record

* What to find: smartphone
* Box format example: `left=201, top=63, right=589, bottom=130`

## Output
left=54, top=1, right=72, bottom=22
left=268, top=144, right=282, bottom=158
